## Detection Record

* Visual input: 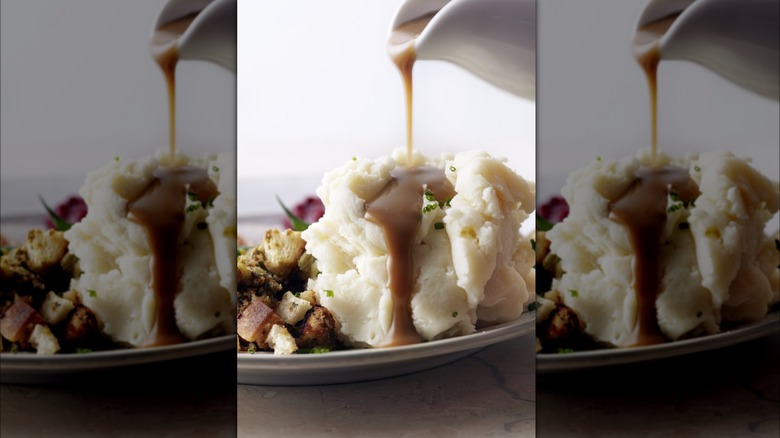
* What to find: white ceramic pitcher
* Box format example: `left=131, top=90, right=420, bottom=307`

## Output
left=153, top=0, right=236, bottom=72
left=391, top=0, right=536, bottom=100
left=636, top=0, right=779, bottom=100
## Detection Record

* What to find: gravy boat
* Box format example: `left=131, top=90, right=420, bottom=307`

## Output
left=153, top=0, right=236, bottom=72
left=637, top=0, right=779, bottom=100
left=391, top=0, right=536, bottom=100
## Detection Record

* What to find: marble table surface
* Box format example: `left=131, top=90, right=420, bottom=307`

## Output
left=537, top=331, right=780, bottom=437
left=237, top=334, right=536, bottom=437
left=2, top=331, right=776, bottom=437
left=0, top=350, right=237, bottom=437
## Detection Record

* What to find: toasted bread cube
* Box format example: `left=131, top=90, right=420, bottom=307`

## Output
left=0, top=301, right=44, bottom=343
left=41, top=291, right=75, bottom=325
left=297, top=305, right=339, bottom=349
left=25, top=229, right=69, bottom=274
left=277, top=292, right=312, bottom=325
left=267, top=324, right=297, bottom=355
left=63, top=305, right=101, bottom=343
left=30, top=324, right=60, bottom=355
left=237, top=300, right=282, bottom=345
left=262, top=229, right=306, bottom=277
left=298, top=290, right=317, bottom=304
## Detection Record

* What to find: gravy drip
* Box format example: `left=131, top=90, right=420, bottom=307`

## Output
left=609, top=166, right=699, bottom=346
left=151, top=13, right=198, bottom=162
left=388, top=13, right=436, bottom=163
left=366, top=166, right=455, bottom=346
left=128, top=167, right=218, bottom=346
left=633, top=13, right=679, bottom=166
left=130, top=12, right=212, bottom=346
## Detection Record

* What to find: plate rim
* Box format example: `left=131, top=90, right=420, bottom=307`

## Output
left=238, top=312, right=534, bottom=369
left=536, top=310, right=780, bottom=373
left=0, top=334, right=235, bottom=376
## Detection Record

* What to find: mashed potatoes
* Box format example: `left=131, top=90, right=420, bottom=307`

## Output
left=301, top=149, right=535, bottom=347
left=64, top=150, right=236, bottom=347
left=547, top=150, right=779, bottom=347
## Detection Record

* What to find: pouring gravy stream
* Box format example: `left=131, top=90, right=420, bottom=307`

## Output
left=611, top=12, right=700, bottom=346
left=370, top=12, right=453, bottom=347
left=129, top=12, right=218, bottom=346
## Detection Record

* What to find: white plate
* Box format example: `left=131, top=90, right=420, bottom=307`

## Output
left=237, top=312, right=535, bottom=385
left=0, top=335, right=235, bottom=384
left=536, top=310, right=780, bottom=373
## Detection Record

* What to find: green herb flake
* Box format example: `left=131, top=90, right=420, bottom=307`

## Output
left=39, top=196, right=73, bottom=231
left=276, top=195, right=311, bottom=231
left=212, top=165, right=219, bottom=172
left=451, top=311, right=458, bottom=318
left=694, top=165, right=701, bottom=172
left=87, top=289, right=97, bottom=298
left=434, top=222, right=445, bottom=230
left=527, top=301, right=538, bottom=311
left=669, top=191, right=680, bottom=202
left=352, top=156, right=357, bottom=161
left=557, top=348, right=575, bottom=354
left=596, top=156, right=602, bottom=161
left=445, top=197, right=452, bottom=207
left=115, top=156, right=121, bottom=162
left=186, top=204, right=200, bottom=213
left=76, top=347, right=93, bottom=354
left=10, top=344, right=19, bottom=354
left=247, top=345, right=256, bottom=354
left=678, top=222, right=690, bottom=230
left=537, top=216, right=554, bottom=232
left=425, top=191, right=436, bottom=202
left=569, top=289, right=579, bottom=298
left=325, top=290, right=334, bottom=298
left=297, top=346, right=332, bottom=354
left=696, top=311, right=703, bottom=318
left=667, top=203, right=682, bottom=214
left=449, top=166, right=456, bottom=172
left=422, top=203, right=437, bottom=213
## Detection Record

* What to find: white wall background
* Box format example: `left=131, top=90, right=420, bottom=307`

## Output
left=237, top=0, right=536, bottom=215
left=1, top=0, right=235, bottom=215
left=537, top=0, right=779, bottom=202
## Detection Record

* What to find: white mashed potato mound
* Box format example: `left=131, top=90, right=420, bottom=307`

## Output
left=301, top=149, right=535, bottom=347
left=64, top=149, right=236, bottom=347
left=548, top=150, right=779, bottom=347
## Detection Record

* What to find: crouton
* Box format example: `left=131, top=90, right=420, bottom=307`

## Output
left=262, top=229, right=306, bottom=278
left=24, top=229, right=68, bottom=274
left=276, top=292, right=312, bottom=325
left=41, top=291, right=75, bottom=325
left=267, top=324, right=297, bottom=355
left=29, top=324, right=60, bottom=355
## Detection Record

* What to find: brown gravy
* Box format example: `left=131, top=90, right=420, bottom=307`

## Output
left=606, top=13, right=700, bottom=347
left=366, top=167, right=455, bottom=346
left=126, top=12, right=216, bottom=346
left=633, top=13, right=679, bottom=166
left=374, top=12, right=455, bottom=347
left=388, top=13, right=436, bottom=163
left=151, top=12, right=199, bottom=162
left=128, top=167, right=218, bottom=346
left=609, top=167, right=699, bottom=346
